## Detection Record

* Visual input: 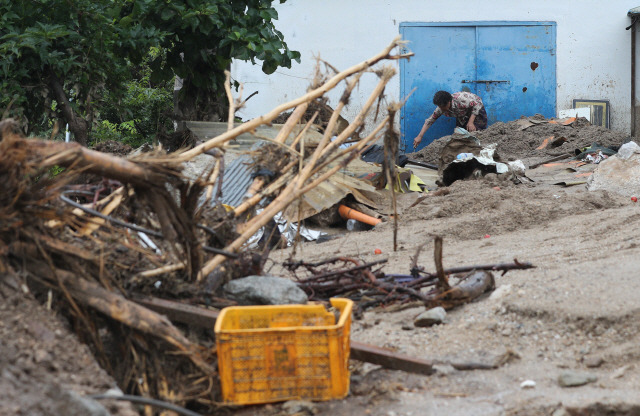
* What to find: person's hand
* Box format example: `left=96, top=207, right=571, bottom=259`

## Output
left=413, top=136, right=422, bottom=150
left=466, top=123, right=477, bottom=132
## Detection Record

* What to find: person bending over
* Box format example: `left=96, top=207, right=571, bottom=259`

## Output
left=413, top=90, right=487, bottom=150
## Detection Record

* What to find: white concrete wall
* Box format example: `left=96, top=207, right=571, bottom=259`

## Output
left=232, top=1, right=638, bottom=134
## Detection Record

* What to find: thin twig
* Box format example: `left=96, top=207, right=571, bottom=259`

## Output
left=433, top=235, right=450, bottom=290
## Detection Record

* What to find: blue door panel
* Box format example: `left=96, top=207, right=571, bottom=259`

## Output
left=400, top=26, right=476, bottom=152
left=400, top=22, right=556, bottom=152
left=477, top=24, right=556, bottom=123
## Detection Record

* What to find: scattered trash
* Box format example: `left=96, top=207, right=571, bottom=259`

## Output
left=520, top=380, right=536, bottom=389
left=361, top=143, right=408, bottom=166
left=374, top=248, right=382, bottom=255
left=285, top=236, right=533, bottom=311
left=247, top=210, right=327, bottom=248
left=536, top=135, right=555, bottom=150
left=558, top=107, right=591, bottom=121
left=438, top=139, right=525, bottom=186
left=575, top=143, right=618, bottom=160
left=456, top=152, right=475, bottom=160
left=632, top=196, right=638, bottom=202
left=338, top=204, right=381, bottom=227
left=588, top=141, right=640, bottom=196
left=583, top=150, right=608, bottom=164
left=508, top=160, right=527, bottom=176
left=412, top=113, right=623, bottom=170
left=346, top=218, right=358, bottom=231
left=0, top=38, right=419, bottom=413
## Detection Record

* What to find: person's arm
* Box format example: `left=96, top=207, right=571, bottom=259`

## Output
left=413, top=120, right=431, bottom=149
left=413, top=108, right=441, bottom=149
left=466, top=93, right=484, bottom=132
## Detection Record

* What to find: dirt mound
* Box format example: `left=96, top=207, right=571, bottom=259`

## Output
left=410, top=116, right=629, bottom=165
left=398, top=178, right=625, bottom=241
left=0, top=278, right=136, bottom=416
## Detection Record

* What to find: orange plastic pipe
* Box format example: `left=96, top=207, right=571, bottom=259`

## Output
left=338, top=205, right=382, bottom=226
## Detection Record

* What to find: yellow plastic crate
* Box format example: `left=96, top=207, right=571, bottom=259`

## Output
left=214, top=298, right=352, bottom=405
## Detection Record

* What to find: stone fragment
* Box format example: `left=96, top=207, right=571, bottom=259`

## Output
left=223, top=275, right=308, bottom=305
left=558, top=371, right=597, bottom=387
left=414, top=307, right=446, bottom=327
left=584, top=356, right=604, bottom=368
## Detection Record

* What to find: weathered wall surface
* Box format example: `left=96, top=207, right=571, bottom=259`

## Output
left=232, top=1, right=639, bottom=135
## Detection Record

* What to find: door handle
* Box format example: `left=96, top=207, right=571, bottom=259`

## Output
left=461, top=80, right=510, bottom=84
left=461, top=80, right=510, bottom=91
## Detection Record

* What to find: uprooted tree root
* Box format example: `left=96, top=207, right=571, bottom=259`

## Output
left=0, top=120, right=221, bottom=411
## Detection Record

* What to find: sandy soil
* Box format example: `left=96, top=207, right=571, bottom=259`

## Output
left=252, top=175, right=640, bottom=416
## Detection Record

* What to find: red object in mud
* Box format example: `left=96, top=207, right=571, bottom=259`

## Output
left=493, top=186, right=501, bottom=191
left=632, top=196, right=638, bottom=202
left=483, top=234, right=491, bottom=239
left=374, top=248, right=382, bottom=255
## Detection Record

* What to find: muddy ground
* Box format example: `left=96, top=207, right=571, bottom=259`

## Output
left=3, top=117, right=640, bottom=415
left=253, top=180, right=640, bottom=416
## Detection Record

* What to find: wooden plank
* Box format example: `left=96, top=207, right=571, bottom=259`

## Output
left=133, top=296, right=220, bottom=329
left=133, top=296, right=434, bottom=375
left=350, top=341, right=434, bottom=375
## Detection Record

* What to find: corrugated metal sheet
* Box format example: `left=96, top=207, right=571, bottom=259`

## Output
left=202, top=148, right=383, bottom=217
left=217, top=155, right=254, bottom=208
left=197, top=155, right=255, bottom=209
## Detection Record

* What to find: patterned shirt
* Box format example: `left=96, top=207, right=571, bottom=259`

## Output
left=424, top=92, right=484, bottom=127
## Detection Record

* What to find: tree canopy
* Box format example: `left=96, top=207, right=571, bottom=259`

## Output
left=0, top=0, right=300, bottom=145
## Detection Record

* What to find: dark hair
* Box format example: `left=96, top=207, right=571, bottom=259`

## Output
left=433, top=90, right=452, bottom=107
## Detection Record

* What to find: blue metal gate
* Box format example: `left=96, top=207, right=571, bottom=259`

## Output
left=400, top=22, right=556, bottom=151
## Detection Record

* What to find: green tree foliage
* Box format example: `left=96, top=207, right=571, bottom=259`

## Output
left=121, top=0, right=301, bottom=123
left=95, top=49, right=174, bottom=148
left=0, top=0, right=299, bottom=145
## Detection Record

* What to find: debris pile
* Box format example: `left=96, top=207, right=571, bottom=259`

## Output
left=0, top=38, right=415, bottom=413
left=285, top=237, right=534, bottom=312
left=411, top=114, right=628, bottom=165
